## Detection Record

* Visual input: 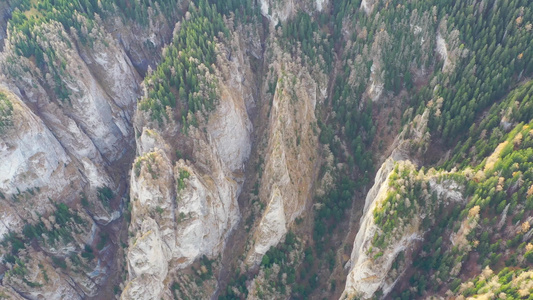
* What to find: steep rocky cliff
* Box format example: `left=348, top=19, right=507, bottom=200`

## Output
left=122, top=19, right=260, bottom=299
left=0, top=1, right=180, bottom=298
left=341, top=109, right=431, bottom=298
left=342, top=158, right=465, bottom=299
left=1, top=0, right=532, bottom=299
left=259, top=0, right=329, bottom=25
left=244, top=33, right=325, bottom=265
left=0, top=1, right=11, bottom=51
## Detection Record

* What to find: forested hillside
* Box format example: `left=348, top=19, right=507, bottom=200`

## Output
left=0, top=0, right=531, bottom=299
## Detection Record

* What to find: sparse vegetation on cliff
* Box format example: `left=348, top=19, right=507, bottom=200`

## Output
left=2, top=0, right=533, bottom=299
left=0, top=92, right=13, bottom=134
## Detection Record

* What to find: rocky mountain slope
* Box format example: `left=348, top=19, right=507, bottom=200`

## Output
left=0, top=0, right=532, bottom=299
left=0, top=0, right=181, bottom=298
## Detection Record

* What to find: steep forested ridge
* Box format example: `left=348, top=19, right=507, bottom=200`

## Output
left=0, top=0, right=532, bottom=299
left=139, top=0, right=228, bottom=126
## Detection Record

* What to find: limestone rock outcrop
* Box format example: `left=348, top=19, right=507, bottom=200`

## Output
left=245, top=34, right=325, bottom=265
left=123, top=28, right=258, bottom=299
left=341, top=113, right=463, bottom=299
left=0, top=6, right=178, bottom=298
left=259, top=0, right=329, bottom=25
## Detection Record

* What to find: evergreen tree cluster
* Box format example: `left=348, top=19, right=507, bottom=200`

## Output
left=6, top=0, right=180, bottom=102
left=380, top=78, right=533, bottom=298
left=207, top=0, right=259, bottom=23
left=1, top=202, right=87, bottom=269
left=279, top=12, right=334, bottom=74
left=0, top=92, right=14, bottom=134
left=392, top=120, right=533, bottom=299
left=429, top=0, right=533, bottom=142
left=11, top=0, right=179, bottom=29
left=313, top=176, right=356, bottom=253
left=139, top=0, right=229, bottom=127
left=333, top=0, right=532, bottom=148
left=444, top=80, right=533, bottom=170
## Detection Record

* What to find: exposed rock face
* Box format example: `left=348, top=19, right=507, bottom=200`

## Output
left=436, top=32, right=452, bottom=73
left=3, top=249, right=90, bottom=299
left=123, top=29, right=258, bottom=299
left=0, top=88, right=74, bottom=200
left=342, top=159, right=466, bottom=299
left=0, top=286, right=24, bottom=300
left=245, top=36, right=324, bottom=265
left=341, top=110, right=464, bottom=298
left=360, top=0, right=378, bottom=15
left=0, top=1, right=11, bottom=50
left=340, top=109, right=431, bottom=299
left=0, top=88, right=86, bottom=270
left=342, top=158, right=410, bottom=299
left=0, top=19, right=140, bottom=191
left=259, top=0, right=329, bottom=25
left=0, top=26, right=141, bottom=274
left=123, top=217, right=168, bottom=300
left=435, top=20, right=469, bottom=75
left=0, top=7, right=177, bottom=298
left=315, top=0, right=327, bottom=11
left=0, top=2, right=514, bottom=300
left=0, top=17, right=143, bottom=256
left=390, top=109, right=431, bottom=162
